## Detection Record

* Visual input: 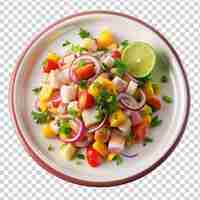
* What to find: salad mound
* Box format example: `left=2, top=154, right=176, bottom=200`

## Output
left=31, top=28, right=172, bottom=167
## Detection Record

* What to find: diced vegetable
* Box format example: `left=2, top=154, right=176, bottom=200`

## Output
left=60, top=144, right=77, bottom=160
left=110, top=109, right=126, bottom=127
left=111, top=50, right=121, bottom=59
left=131, top=111, right=143, bottom=127
left=126, top=80, right=138, bottom=95
left=97, top=29, right=114, bottom=48
left=60, top=85, right=77, bottom=103
left=38, top=100, right=48, bottom=112
left=142, top=115, right=152, bottom=125
left=82, top=107, right=100, bottom=127
left=147, top=95, right=161, bottom=110
left=86, top=147, right=103, bottom=167
left=108, top=132, right=125, bottom=153
left=78, top=91, right=95, bottom=110
left=74, top=63, right=95, bottom=80
left=112, top=76, right=128, bottom=92
left=107, top=152, right=117, bottom=161
left=39, top=85, right=53, bottom=101
left=118, top=117, right=131, bottom=135
left=42, top=124, right=57, bottom=138
left=93, top=141, right=108, bottom=157
left=43, top=59, right=59, bottom=73
left=141, top=104, right=152, bottom=116
left=47, top=52, right=60, bottom=62
left=80, top=38, right=97, bottom=51
left=94, top=128, right=110, bottom=143
left=144, top=80, right=154, bottom=97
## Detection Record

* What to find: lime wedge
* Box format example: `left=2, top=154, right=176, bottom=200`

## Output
left=122, top=42, right=156, bottom=78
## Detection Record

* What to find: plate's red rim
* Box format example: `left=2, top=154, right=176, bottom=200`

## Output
left=8, top=11, right=190, bottom=187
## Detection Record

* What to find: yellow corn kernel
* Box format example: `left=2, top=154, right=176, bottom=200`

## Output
left=107, top=153, right=117, bottom=161
left=88, top=82, right=101, bottom=97
left=38, top=100, right=48, bottom=112
left=97, top=29, right=114, bottom=48
left=144, top=80, right=154, bottom=98
left=110, top=109, right=126, bottom=127
left=42, top=124, right=57, bottom=138
left=141, top=104, right=152, bottom=116
left=92, top=141, right=108, bottom=157
left=47, top=52, right=60, bottom=62
left=39, top=85, right=53, bottom=101
left=143, top=115, right=152, bottom=125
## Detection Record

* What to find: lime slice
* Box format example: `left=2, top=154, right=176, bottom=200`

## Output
left=122, top=42, right=156, bottom=78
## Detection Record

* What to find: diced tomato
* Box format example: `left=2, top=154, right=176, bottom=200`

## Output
left=132, top=120, right=148, bottom=143
left=86, top=147, right=103, bottom=167
left=147, top=95, right=161, bottom=110
left=50, top=89, right=61, bottom=107
left=74, top=63, right=95, bottom=80
left=78, top=91, right=95, bottom=109
left=43, top=59, right=59, bottom=73
left=111, top=50, right=121, bottom=59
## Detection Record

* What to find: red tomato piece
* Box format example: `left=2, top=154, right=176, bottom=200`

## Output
left=74, top=63, right=95, bottom=80
left=132, top=121, right=148, bottom=143
left=86, top=147, right=103, bottom=167
left=50, top=90, right=61, bottom=107
left=78, top=91, right=95, bottom=110
left=111, top=50, right=121, bottom=59
left=43, top=59, right=59, bottom=73
left=147, top=95, right=161, bottom=110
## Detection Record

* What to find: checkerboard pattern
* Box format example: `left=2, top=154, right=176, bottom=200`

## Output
left=0, top=0, right=199, bottom=199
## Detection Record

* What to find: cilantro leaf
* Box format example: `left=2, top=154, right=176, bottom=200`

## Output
left=32, top=87, right=42, bottom=95
left=112, top=155, right=123, bottom=165
left=68, top=108, right=77, bottom=118
left=58, top=120, right=71, bottom=135
left=78, top=80, right=87, bottom=89
left=79, top=28, right=90, bottom=39
left=31, top=111, right=51, bottom=124
left=162, top=95, right=173, bottom=103
left=76, top=153, right=85, bottom=160
left=71, top=44, right=86, bottom=53
left=120, top=40, right=129, bottom=49
left=112, top=60, right=127, bottom=76
left=150, top=115, right=162, bottom=127
left=143, top=137, right=153, bottom=146
left=62, top=40, right=71, bottom=47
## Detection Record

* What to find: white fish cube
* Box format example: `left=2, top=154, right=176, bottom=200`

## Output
left=118, top=117, right=131, bottom=136
left=60, top=85, right=77, bottom=103
left=126, top=81, right=138, bottom=95
left=112, top=76, right=128, bottom=92
left=82, top=107, right=99, bottom=127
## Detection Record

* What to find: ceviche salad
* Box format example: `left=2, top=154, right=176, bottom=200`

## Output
left=31, top=28, right=172, bottom=167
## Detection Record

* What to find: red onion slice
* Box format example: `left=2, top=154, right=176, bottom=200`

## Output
left=121, top=152, right=138, bottom=158
left=74, top=139, right=91, bottom=148
left=70, top=55, right=101, bottom=83
left=124, top=72, right=139, bottom=84
left=59, top=118, right=85, bottom=143
left=87, top=116, right=107, bottom=133
left=117, top=89, right=146, bottom=111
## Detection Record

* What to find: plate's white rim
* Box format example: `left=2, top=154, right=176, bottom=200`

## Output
left=8, top=11, right=190, bottom=187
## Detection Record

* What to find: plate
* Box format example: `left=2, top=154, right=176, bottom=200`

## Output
left=9, top=11, right=190, bottom=187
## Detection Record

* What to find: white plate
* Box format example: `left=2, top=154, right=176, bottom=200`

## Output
left=9, top=11, right=190, bottom=187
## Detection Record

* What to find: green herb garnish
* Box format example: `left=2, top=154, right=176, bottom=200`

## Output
left=68, top=108, right=77, bottom=118
left=76, top=153, right=85, bottom=160
left=32, top=87, right=42, bottom=95
left=47, top=144, right=54, bottom=151
left=150, top=115, right=162, bottom=127
left=143, top=137, right=153, bottom=146
left=79, top=28, right=90, bottom=39
left=78, top=59, right=86, bottom=67
left=62, top=40, right=71, bottom=47
left=112, top=60, right=127, bottom=76
left=31, top=111, right=51, bottom=124
left=112, top=155, right=123, bottom=165
left=162, top=95, right=173, bottom=103
left=101, top=63, right=108, bottom=71
left=78, top=80, right=87, bottom=89
left=160, top=75, right=168, bottom=83
left=95, top=90, right=118, bottom=117
left=58, top=120, right=71, bottom=135
left=120, top=40, right=129, bottom=49
left=71, top=44, right=86, bottom=53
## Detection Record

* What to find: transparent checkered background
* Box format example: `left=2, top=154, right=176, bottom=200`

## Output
left=0, top=0, right=199, bottom=199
